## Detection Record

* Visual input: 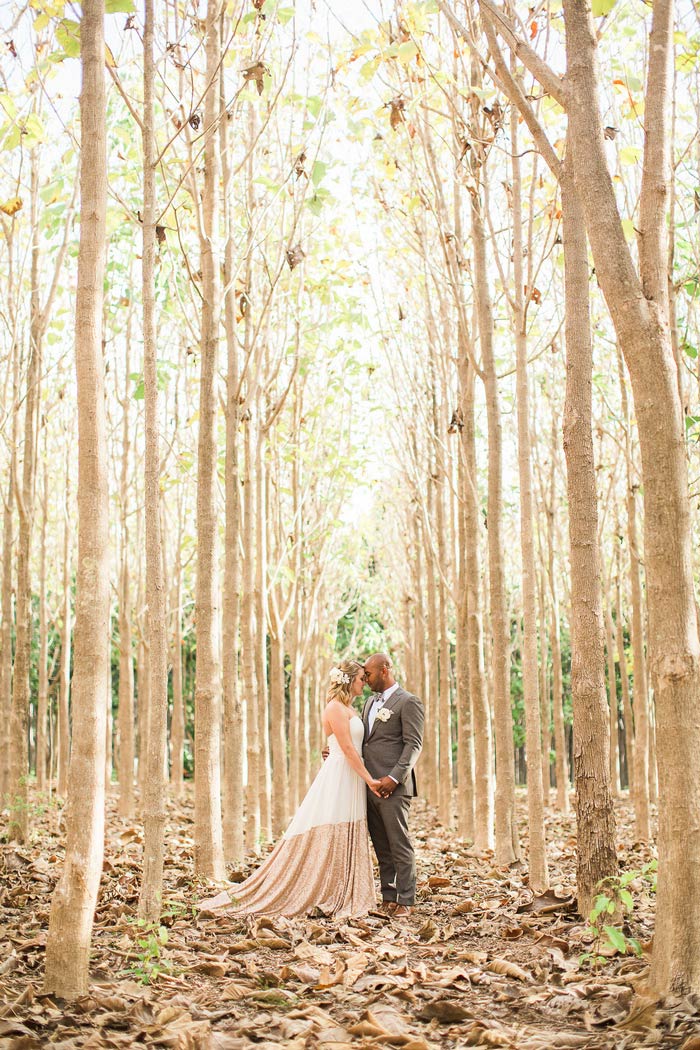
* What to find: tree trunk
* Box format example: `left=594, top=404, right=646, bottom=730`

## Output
left=57, top=444, right=72, bottom=799
left=0, top=345, right=16, bottom=803
left=560, top=153, right=617, bottom=916
left=511, top=105, right=547, bottom=892
left=220, top=39, right=244, bottom=863
left=138, top=0, right=169, bottom=921
left=455, top=439, right=475, bottom=841
left=193, top=0, right=225, bottom=880
left=604, top=598, right=621, bottom=797
left=44, top=0, right=109, bottom=996
left=617, top=349, right=651, bottom=839
left=471, top=183, right=518, bottom=865
left=9, top=154, right=42, bottom=842
left=36, top=445, right=49, bottom=791
left=460, top=359, right=492, bottom=847
left=615, top=560, right=635, bottom=796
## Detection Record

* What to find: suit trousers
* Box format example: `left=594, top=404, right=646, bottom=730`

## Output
left=366, top=788, right=416, bottom=905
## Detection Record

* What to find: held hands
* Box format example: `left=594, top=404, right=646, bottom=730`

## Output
left=376, top=775, right=398, bottom=799
left=368, top=778, right=383, bottom=796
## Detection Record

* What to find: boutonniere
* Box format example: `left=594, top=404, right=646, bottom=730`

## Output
left=375, top=707, right=393, bottom=723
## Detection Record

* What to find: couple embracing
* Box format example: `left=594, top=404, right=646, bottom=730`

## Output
left=200, top=653, right=424, bottom=919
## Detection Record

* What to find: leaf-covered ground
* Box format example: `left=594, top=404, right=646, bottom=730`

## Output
left=1, top=788, right=699, bottom=1050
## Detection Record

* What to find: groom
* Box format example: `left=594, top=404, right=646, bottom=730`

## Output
left=362, top=653, right=424, bottom=917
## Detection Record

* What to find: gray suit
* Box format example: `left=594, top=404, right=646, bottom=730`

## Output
left=362, top=686, right=424, bottom=905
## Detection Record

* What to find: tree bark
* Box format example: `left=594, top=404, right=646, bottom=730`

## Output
left=9, top=154, right=42, bottom=842
left=560, top=152, right=617, bottom=916
left=511, top=105, right=547, bottom=892
left=471, top=182, right=518, bottom=864
left=193, top=0, right=225, bottom=880
left=138, top=0, right=169, bottom=921
left=44, top=0, right=109, bottom=996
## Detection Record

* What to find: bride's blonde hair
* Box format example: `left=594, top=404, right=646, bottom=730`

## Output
left=326, top=660, right=364, bottom=707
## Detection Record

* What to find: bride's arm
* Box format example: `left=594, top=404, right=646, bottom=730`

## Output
left=326, top=703, right=379, bottom=789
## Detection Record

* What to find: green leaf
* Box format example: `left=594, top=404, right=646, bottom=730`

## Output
left=56, top=18, right=80, bottom=58
left=619, top=145, right=641, bottom=165
left=619, top=889, right=634, bottom=912
left=683, top=342, right=697, bottom=359
left=277, top=7, right=294, bottom=24
left=592, top=0, right=617, bottom=14
left=603, top=925, right=627, bottom=953
left=397, top=41, right=419, bottom=64
left=105, top=0, right=135, bottom=11
left=311, top=160, right=327, bottom=187
left=621, top=218, right=635, bottom=243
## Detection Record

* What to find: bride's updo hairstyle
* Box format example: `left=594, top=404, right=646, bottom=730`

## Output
left=326, top=660, right=364, bottom=707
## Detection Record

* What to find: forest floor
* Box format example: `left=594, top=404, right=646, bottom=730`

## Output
left=1, top=787, right=699, bottom=1050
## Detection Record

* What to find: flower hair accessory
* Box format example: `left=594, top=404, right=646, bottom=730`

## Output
left=329, top=667, right=350, bottom=685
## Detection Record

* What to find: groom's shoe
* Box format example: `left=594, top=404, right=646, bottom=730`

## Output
left=393, top=905, right=412, bottom=918
left=379, top=901, right=398, bottom=915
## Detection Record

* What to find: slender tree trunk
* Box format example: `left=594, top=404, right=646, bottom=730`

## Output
left=618, top=349, right=651, bottom=840
left=604, top=598, right=621, bottom=797
left=0, top=346, right=16, bottom=803
left=193, top=0, right=225, bottom=880
left=44, top=0, right=109, bottom=995
left=538, top=570, right=551, bottom=807
left=471, top=183, right=518, bottom=865
left=460, top=360, right=492, bottom=847
left=242, top=413, right=260, bottom=850
left=511, top=107, right=547, bottom=892
left=268, top=604, right=288, bottom=836
left=255, top=448, right=272, bottom=841
left=9, top=156, right=42, bottom=842
left=221, top=41, right=244, bottom=863
left=57, top=446, right=72, bottom=799
left=546, top=476, right=569, bottom=813
left=560, top=153, right=617, bottom=915
left=138, top=0, right=169, bottom=920
left=170, top=548, right=184, bottom=800
left=36, top=447, right=49, bottom=791
left=615, top=560, right=635, bottom=796
left=455, top=442, right=475, bottom=841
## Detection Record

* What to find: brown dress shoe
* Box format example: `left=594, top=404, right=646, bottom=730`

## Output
left=393, top=905, right=413, bottom=918
left=379, top=901, right=398, bottom=914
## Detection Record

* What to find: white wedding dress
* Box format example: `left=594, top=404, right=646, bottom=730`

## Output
left=200, top=715, right=376, bottom=918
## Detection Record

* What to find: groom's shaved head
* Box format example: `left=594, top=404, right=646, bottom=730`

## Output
left=365, top=652, right=392, bottom=671
left=364, top=653, right=395, bottom=691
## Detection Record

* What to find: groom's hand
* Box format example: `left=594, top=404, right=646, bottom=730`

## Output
left=377, top=776, right=397, bottom=798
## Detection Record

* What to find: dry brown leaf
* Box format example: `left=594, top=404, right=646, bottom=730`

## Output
left=615, top=993, right=660, bottom=1030
left=417, top=999, right=472, bottom=1023
left=427, top=875, right=451, bottom=887
left=315, top=960, right=346, bottom=989
left=295, top=940, right=334, bottom=965
left=452, top=899, right=476, bottom=915
left=417, top=918, right=439, bottom=942
left=341, top=950, right=369, bottom=986
left=486, top=958, right=530, bottom=981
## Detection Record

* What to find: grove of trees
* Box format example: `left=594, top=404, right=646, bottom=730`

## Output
left=2, top=0, right=700, bottom=1013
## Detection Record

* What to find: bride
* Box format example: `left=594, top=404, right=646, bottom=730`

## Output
left=199, top=659, right=381, bottom=918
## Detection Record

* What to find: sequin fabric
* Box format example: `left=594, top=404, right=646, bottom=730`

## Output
left=200, top=716, right=376, bottom=918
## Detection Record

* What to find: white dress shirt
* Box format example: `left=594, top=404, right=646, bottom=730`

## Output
left=368, top=682, right=399, bottom=733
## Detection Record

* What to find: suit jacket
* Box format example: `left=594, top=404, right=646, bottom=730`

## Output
left=361, top=686, right=424, bottom=797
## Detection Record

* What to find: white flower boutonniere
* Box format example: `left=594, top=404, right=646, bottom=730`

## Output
left=375, top=707, right=393, bottom=723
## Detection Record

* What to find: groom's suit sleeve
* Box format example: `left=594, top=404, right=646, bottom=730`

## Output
left=389, top=694, right=424, bottom=786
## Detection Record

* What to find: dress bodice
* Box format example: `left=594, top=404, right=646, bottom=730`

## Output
left=327, top=714, right=364, bottom=756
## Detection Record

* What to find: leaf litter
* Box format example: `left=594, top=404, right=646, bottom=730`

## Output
left=1, top=789, right=699, bottom=1049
